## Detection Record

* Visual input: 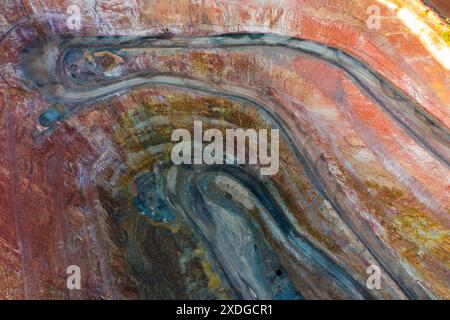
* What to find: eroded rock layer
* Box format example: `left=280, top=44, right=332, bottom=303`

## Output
left=0, top=0, right=448, bottom=299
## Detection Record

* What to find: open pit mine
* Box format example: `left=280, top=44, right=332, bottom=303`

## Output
left=0, top=0, right=448, bottom=300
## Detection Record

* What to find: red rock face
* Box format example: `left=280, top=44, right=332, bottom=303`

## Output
left=0, top=0, right=448, bottom=300
left=424, top=0, right=450, bottom=18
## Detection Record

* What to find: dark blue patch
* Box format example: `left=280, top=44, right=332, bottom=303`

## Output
left=38, top=108, right=61, bottom=127
left=133, top=171, right=176, bottom=224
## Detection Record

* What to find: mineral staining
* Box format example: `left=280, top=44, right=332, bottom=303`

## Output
left=1, top=0, right=449, bottom=300
left=73, top=92, right=398, bottom=299
left=27, top=34, right=449, bottom=168
left=102, top=94, right=316, bottom=299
